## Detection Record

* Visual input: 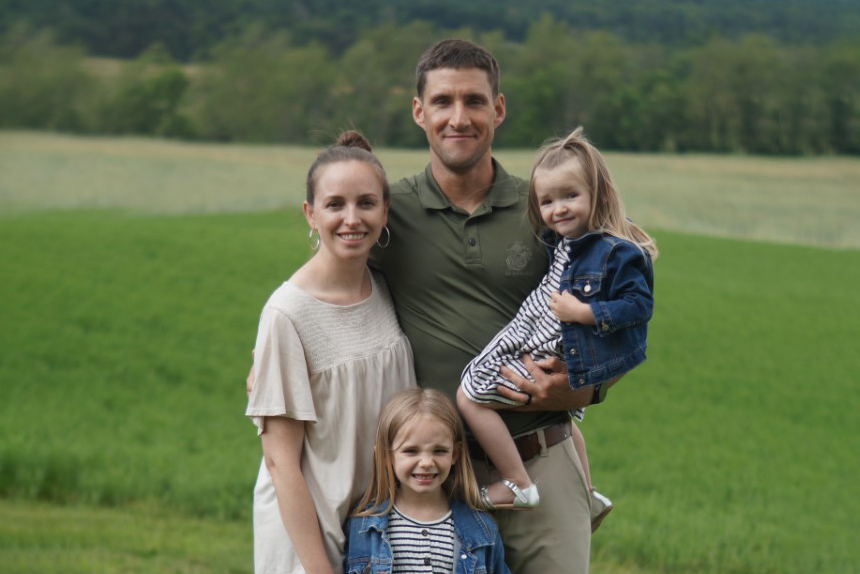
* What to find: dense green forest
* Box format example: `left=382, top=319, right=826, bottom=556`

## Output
left=2, top=0, right=860, bottom=153
left=4, top=0, right=860, bottom=60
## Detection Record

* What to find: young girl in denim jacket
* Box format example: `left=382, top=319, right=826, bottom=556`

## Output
left=344, top=388, right=511, bottom=574
left=457, top=127, right=657, bottom=526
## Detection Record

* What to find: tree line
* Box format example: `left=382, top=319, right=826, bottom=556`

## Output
left=3, top=0, right=860, bottom=61
left=2, top=18, right=860, bottom=154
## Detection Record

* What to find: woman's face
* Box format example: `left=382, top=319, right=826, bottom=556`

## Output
left=303, top=160, right=388, bottom=262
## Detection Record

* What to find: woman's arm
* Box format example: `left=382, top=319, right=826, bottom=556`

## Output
left=261, top=416, right=335, bottom=574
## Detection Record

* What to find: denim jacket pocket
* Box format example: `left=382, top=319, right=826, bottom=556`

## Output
left=570, top=276, right=603, bottom=298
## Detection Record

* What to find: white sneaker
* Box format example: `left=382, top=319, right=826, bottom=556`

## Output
left=590, top=489, right=613, bottom=532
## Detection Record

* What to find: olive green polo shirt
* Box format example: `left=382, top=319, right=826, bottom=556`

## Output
left=370, top=160, right=566, bottom=436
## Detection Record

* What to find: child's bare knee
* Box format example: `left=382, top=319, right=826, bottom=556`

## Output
left=455, top=386, right=471, bottom=411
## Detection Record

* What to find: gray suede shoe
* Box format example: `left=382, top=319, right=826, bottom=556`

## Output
left=590, top=489, right=613, bottom=532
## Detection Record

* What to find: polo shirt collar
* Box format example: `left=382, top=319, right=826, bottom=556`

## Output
left=417, top=159, right=520, bottom=211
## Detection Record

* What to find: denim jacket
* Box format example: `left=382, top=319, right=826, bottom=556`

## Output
left=545, top=230, right=654, bottom=388
left=344, top=500, right=511, bottom=574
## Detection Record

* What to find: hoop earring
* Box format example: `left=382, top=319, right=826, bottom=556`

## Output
left=377, top=226, right=391, bottom=248
left=308, top=227, right=320, bottom=250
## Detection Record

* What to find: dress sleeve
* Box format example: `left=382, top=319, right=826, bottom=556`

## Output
left=245, top=304, right=317, bottom=435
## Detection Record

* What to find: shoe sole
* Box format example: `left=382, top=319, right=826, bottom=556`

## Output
left=591, top=506, right=612, bottom=532
left=488, top=504, right=537, bottom=511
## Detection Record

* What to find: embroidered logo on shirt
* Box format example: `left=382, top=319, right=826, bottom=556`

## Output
left=505, top=241, right=532, bottom=274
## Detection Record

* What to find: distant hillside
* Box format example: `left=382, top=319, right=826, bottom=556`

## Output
left=2, top=0, right=859, bottom=60
left=3, top=0, right=860, bottom=152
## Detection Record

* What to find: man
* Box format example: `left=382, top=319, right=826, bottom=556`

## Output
left=370, top=39, right=611, bottom=574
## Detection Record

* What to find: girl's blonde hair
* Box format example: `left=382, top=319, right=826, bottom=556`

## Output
left=352, top=388, right=484, bottom=516
left=526, top=127, right=658, bottom=260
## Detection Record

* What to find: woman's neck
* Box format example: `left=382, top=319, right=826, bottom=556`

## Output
left=394, top=490, right=451, bottom=522
left=290, top=252, right=371, bottom=305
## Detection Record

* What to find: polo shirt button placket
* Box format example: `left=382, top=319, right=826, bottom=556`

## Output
left=463, top=220, right=481, bottom=263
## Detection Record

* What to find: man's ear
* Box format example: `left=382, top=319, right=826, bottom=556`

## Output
left=493, top=92, right=506, bottom=129
left=412, top=96, right=426, bottom=129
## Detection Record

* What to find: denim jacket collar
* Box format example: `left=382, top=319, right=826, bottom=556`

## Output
left=541, top=228, right=607, bottom=254
left=355, top=500, right=494, bottom=551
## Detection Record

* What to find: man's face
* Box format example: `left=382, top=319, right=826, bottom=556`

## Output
left=412, top=67, right=506, bottom=175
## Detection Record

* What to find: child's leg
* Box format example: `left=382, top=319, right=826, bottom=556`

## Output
left=457, top=387, right=532, bottom=505
left=570, top=421, right=593, bottom=491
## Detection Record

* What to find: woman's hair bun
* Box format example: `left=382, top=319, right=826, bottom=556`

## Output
left=336, top=130, right=372, bottom=152
left=305, top=129, right=388, bottom=205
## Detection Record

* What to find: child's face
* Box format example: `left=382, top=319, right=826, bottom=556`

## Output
left=534, top=158, right=592, bottom=239
left=391, top=414, right=456, bottom=503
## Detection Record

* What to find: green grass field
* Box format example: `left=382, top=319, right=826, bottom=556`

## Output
left=0, top=499, right=251, bottom=574
left=1, top=132, right=859, bottom=573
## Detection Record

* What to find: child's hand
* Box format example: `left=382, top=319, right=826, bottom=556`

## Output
left=549, top=291, right=595, bottom=325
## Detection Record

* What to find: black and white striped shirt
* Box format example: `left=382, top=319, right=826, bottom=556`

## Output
left=461, top=238, right=584, bottom=419
left=388, top=506, right=456, bottom=574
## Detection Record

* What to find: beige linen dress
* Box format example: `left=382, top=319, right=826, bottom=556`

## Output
left=246, top=271, right=415, bottom=574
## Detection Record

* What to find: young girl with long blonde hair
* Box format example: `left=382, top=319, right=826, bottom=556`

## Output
left=457, top=127, right=657, bottom=530
left=345, top=388, right=511, bottom=574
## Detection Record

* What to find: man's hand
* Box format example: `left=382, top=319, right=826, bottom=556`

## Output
left=495, top=355, right=595, bottom=411
left=497, top=355, right=623, bottom=411
left=246, top=350, right=255, bottom=397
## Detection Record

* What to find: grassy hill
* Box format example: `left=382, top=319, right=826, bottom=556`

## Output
left=3, top=132, right=859, bottom=248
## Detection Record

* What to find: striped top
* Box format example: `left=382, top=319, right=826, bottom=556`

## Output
left=388, top=506, right=456, bottom=574
left=461, top=238, right=584, bottom=419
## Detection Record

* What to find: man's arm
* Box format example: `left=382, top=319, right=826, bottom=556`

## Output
left=495, top=355, right=621, bottom=411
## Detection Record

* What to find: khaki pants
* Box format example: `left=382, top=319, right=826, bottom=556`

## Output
left=471, top=434, right=591, bottom=574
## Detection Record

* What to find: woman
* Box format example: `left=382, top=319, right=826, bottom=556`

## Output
left=245, top=131, right=416, bottom=574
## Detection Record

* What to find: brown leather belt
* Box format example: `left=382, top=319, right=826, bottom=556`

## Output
left=467, top=420, right=572, bottom=465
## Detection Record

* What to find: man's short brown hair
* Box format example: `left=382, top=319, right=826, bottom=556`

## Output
left=415, top=39, right=500, bottom=98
